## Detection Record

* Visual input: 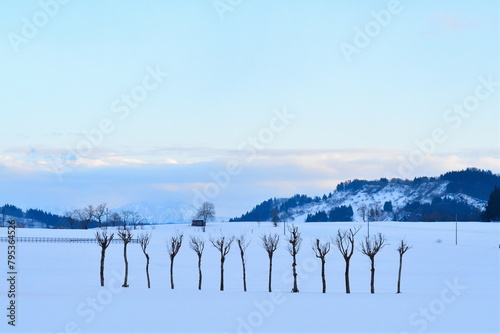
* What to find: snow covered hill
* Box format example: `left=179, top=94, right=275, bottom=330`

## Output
left=293, top=179, right=485, bottom=222
left=117, top=201, right=197, bottom=224
left=232, top=168, right=499, bottom=223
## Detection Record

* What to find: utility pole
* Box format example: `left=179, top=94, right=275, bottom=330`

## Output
left=367, top=218, right=370, bottom=238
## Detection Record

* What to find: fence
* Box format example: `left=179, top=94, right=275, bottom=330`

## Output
left=0, top=237, right=139, bottom=244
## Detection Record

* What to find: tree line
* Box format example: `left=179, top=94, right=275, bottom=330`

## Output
left=65, top=204, right=147, bottom=230
left=0, top=203, right=148, bottom=229
left=96, top=224, right=412, bottom=295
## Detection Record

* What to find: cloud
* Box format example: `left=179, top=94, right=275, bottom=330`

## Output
left=0, top=148, right=498, bottom=217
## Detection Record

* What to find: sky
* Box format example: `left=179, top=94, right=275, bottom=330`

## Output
left=0, top=0, right=498, bottom=218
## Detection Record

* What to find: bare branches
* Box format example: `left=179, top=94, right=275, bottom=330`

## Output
left=189, top=235, right=205, bottom=256
left=138, top=232, right=151, bottom=254
left=312, top=238, right=331, bottom=293
left=210, top=234, right=235, bottom=291
left=65, top=210, right=78, bottom=229
left=95, top=229, right=114, bottom=287
left=94, top=203, right=107, bottom=228
left=312, top=238, right=331, bottom=259
left=261, top=233, right=280, bottom=292
left=334, top=226, right=361, bottom=260
left=96, top=229, right=114, bottom=248
left=189, top=235, right=205, bottom=290
left=117, top=228, right=133, bottom=244
left=360, top=233, right=387, bottom=294
left=117, top=228, right=133, bottom=288
left=334, top=226, right=361, bottom=294
left=360, top=233, right=387, bottom=259
left=76, top=205, right=94, bottom=229
left=237, top=234, right=251, bottom=292
left=166, top=233, right=184, bottom=259
left=397, top=239, right=412, bottom=256
left=397, top=239, right=412, bottom=294
left=196, top=202, right=215, bottom=232
left=138, top=232, right=152, bottom=288
left=210, top=234, right=235, bottom=258
left=286, top=224, right=302, bottom=293
left=286, top=224, right=302, bottom=256
left=261, top=233, right=280, bottom=258
left=166, top=232, right=184, bottom=289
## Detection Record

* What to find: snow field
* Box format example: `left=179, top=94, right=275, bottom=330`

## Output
left=0, top=221, right=498, bottom=333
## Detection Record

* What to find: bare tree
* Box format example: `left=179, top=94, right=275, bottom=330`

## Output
left=359, top=205, right=367, bottom=223
left=196, top=202, right=216, bottom=232
left=210, top=235, right=235, bottom=291
left=334, top=226, right=361, bottom=294
left=272, top=207, right=280, bottom=227
left=369, top=204, right=383, bottom=222
left=360, top=233, right=387, bottom=294
left=397, top=239, right=412, bottom=294
left=121, top=210, right=133, bottom=228
left=94, top=203, right=107, bottom=228
left=64, top=210, right=78, bottom=229
left=118, top=228, right=133, bottom=287
left=130, top=211, right=146, bottom=230
left=261, top=233, right=280, bottom=292
left=286, top=224, right=302, bottom=293
left=312, top=238, right=331, bottom=293
left=76, top=205, right=94, bottom=230
left=110, top=212, right=121, bottom=227
left=95, top=229, right=114, bottom=287
left=236, top=234, right=251, bottom=292
left=189, top=235, right=205, bottom=290
left=166, top=232, right=184, bottom=289
left=138, top=232, right=152, bottom=288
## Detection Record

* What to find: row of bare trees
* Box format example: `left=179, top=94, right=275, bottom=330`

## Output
left=66, top=204, right=146, bottom=230
left=96, top=225, right=412, bottom=294
left=96, top=228, right=152, bottom=288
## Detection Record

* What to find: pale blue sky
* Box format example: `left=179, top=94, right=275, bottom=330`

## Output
left=0, top=0, right=498, bottom=216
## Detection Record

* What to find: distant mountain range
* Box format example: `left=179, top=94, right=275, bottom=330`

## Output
left=2, top=168, right=498, bottom=228
left=230, top=168, right=500, bottom=223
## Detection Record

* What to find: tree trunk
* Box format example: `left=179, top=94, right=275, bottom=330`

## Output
left=197, top=255, right=202, bottom=290
left=291, top=253, right=299, bottom=293
left=170, top=256, right=175, bottom=289
left=242, top=258, right=247, bottom=292
left=370, top=257, right=375, bottom=294
left=345, top=259, right=350, bottom=294
left=100, top=248, right=105, bottom=287
left=321, top=258, right=326, bottom=293
left=145, top=254, right=150, bottom=289
left=122, top=243, right=129, bottom=287
left=220, top=257, right=225, bottom=291
left=397, top=253, right=403, bottom=294
left=268, top=255, right=273, bottom=292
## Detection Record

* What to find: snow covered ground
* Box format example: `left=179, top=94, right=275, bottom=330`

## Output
left=0, top=221, right=498, bottom=333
